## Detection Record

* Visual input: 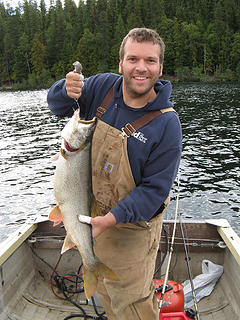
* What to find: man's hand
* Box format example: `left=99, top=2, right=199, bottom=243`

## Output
left=78, top=212, right=117, bottom=238
left=65, top=71, right=83, bottom=99
left=90, top=212, right=117, bottom=238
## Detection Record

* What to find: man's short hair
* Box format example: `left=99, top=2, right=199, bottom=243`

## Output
left=119, top=28, right=165, bottom=63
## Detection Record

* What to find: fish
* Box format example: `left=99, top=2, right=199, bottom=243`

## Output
left=49, top=109, right=119, bottom=299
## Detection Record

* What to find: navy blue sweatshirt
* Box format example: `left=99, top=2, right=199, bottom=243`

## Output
left=47, top=73, right=182, bottom=224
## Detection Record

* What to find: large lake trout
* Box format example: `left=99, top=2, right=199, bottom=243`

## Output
left=49, top=109, right=119, bottom=299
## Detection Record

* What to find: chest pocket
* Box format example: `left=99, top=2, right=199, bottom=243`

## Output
left=91, top=119, right=135, bottom=214
left=92, top=121, right=127, bottom=182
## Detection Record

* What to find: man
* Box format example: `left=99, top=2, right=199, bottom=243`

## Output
left=47, top=27, right=182, bottom=320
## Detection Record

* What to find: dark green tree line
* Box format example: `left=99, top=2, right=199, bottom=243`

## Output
left=0, top=0, right=240, bottom=89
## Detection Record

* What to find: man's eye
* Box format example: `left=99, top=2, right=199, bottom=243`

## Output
left=148, top=59, right=157, bottom=63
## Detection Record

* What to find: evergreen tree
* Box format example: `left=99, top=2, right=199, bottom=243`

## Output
left=13, top=33, right=31, bottom=81
left=46, top=0, right=67, bottom=75
left=230, top=32, right=240, bottom=77
left=76, top=28, right=98, bottom=76
left=0, top=0, right=240, bottom=86
left=39, top=0, right=47, bottom=43
left=31, top=33, right=46, bottom=74
left=110, top=13, right=126, bottom=72
left=0, top=3, right=10, bottom=83
left=83, top=0, right=96, bottom=33
left=2, top=6, right=22, bottom=83
left=22, top=0, right=41, bottom=40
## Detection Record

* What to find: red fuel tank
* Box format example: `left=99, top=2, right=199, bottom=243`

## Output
left=153, top=279, right=184, bottom=313
left=159, top=312, right=194, bottom=320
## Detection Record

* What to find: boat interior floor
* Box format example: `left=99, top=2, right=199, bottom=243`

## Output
left=4, top=270, right=239, bottom=320
left=6, top=272, right=104, bottom=320
left=195, top=277, right=238, bottom=320
left=1, top=220, right=240, bottom=320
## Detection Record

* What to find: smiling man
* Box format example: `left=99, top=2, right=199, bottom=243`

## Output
left=47, top=28, right=182, bottom=320
left=119, top=34, right=163, bottom=107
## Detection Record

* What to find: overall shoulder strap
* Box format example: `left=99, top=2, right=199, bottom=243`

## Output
left=122, top=107, right=175, bottom=138
left=95, top=85, right=175, bottom=137
left=96, top=86, right=114, bottom=119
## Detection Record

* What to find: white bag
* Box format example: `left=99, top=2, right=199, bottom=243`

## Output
left=182, top=260, right=223, bottom=308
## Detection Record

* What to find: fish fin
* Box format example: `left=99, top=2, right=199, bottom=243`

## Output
left=83, top=262, right=120, bottom=299
left=49, top=205, right=62, bottom=226
left=50, top=153, right=59, bottom=161
left=61, top=234, right=76, bottom=254
left=96, top=262, right=120, bottom=281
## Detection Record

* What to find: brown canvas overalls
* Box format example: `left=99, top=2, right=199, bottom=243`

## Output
left=91, top=88, right=172, bottom=320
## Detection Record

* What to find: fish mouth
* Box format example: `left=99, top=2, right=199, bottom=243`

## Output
left=62, top=117, right=96, bottom=153
left=64, top=140, right=79, bottom=152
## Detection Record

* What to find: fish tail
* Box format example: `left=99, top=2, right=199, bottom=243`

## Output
left=83, top=262, right=120, bottom=299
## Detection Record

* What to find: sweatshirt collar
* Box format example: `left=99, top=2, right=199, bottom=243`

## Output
left=113, top=76, right=173, bottom=111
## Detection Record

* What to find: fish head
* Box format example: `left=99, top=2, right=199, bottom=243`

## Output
left=61, top=109, right=96, bottom=152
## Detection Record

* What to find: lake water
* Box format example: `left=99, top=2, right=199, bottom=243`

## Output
left=0, top=83, right=239, bottom=243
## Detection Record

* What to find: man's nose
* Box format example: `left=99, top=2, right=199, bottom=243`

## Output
left=136, top=59, right=147, bottom=72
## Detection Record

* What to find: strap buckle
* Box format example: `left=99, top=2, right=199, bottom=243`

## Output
left=120, top=123, right=136, bottom=139
left=121, top=127, right=130, bottom=138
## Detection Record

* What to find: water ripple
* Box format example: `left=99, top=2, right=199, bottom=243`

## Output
left=0, top=84, right=240, bottom=242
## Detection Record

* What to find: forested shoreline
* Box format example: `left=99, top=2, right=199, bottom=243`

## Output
left=1, top=0, right=240, bottom=90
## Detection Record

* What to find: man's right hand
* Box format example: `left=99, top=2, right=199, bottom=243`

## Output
left=65, top=71, right=84, bottom=99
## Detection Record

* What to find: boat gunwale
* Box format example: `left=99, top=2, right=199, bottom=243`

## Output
left=1, top=219, right=240, bottom=267
left=0, top=223, right=37, bottom=266
left=217, top=224, right=240, bottom=265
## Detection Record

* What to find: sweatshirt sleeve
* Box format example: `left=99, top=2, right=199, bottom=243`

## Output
left=111, top=114, right=182, bottom=224
left=47, top=79, right=77, bottom=117
left=47, top=73, right=119, bottom=119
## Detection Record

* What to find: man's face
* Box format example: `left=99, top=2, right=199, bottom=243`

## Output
left=119, top=38, right=163, bottom=99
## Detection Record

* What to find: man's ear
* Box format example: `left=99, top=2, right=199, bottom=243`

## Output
left=119, top=59, right=123, bottom=74
left=159, top=62, right=163, bottom=77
